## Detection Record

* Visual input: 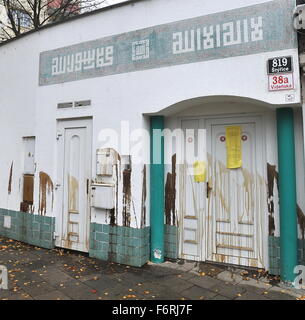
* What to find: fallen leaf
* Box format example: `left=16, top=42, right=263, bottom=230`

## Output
left=91, top=289, right=97, bottom=294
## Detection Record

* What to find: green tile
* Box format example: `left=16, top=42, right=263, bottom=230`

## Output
left=102, top=224, right=110, bottom=233
left=95, top=232, right=109, bottom=242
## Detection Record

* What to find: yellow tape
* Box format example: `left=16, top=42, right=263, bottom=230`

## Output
left=226, top=126, right=242, bottom=169
left=193, top=161, right=207, bottom=182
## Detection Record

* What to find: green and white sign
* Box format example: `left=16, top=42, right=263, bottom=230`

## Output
left=39, top=0, right=297, bottom=86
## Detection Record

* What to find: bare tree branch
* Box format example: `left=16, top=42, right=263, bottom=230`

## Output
left=0, top=0, right=107, bottom=41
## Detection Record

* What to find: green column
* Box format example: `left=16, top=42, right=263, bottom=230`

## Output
left=150, top=116, right=165, bottom=263
left=276, top=107, right=298, bottom=283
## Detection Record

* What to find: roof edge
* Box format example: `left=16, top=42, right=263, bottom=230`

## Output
left=0, top=0, right=147, bottom=47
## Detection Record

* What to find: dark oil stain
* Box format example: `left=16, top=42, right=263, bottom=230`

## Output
left=107, top=212, right=116, bottom=263
left=297, top=204, right=305, bottom=239
left=267, top=163, right=279, bottom=236
left=267, top=163, right=305, bottom=238
left=109, top=208, right=116, bottom=226
left=115, top=162, right=119, bottom=226
left=122, top=162, right=132, bottom=227
left=165, top=154, right=176, bottom=226
left=20, top=202, right=34, bottom=213
left=8, top=161, right=13, bottom=194
left=38, top=171, right=54, bottom=215
left=141, top=165, right=147, bottom=228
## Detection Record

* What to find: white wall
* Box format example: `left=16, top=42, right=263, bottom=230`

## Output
left=0, top=0, right=302, bottom=234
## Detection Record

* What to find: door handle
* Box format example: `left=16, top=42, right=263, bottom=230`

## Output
left=86, top=179, right=89, bottom=194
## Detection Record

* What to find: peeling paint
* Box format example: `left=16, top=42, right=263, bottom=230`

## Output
left=165, top=154, right=176, bottom=226
left=8, top=161, right=13, bottom=194
left=38, top=171, right=54, bottom=215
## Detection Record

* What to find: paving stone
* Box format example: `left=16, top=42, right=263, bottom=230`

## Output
left=209, top=294, right=230, bottom=300
left=217, top=270, right=243, bottom=284
left=189, top=275, right=224, bottom=289
left=55, top=281, right=100, bottom=300
left=34, top=290, right=72, bottom=300
left=78, top=273, right=101, bottom=282
left=181, top=285, right=217, bottom=300
left=19, top=281, right=55, bottom=297
left=209, top=282, right=247, bottom=299
left=0, top=289, right=33, bottom=300
left=239, top=284, right=270, bottom=295
left=162, top=277, right=194, bottom=292
left=149, top=287, right=185, bottom=300
left=40, top=268, right=75, bottom=285
left=238, top=278, right=273, bottom=289
left=263, top=291, right=296, bottom=300
left=177, top=261, right=197, bottom=272
left=235, top=291, right=269, bottom=300
left=83, top=275, right=121, bottom=291
left=269, top=285, right=303, bottom=298
left=0, top=236, right=300, bottom=301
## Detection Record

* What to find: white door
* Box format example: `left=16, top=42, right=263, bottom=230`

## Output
left=56, top=119, right=92, bottom=252
left=179, top=119, right=205, bottom=261
left=206, top=117, right=265, bottom=268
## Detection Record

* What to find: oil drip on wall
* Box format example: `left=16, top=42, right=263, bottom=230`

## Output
left=165, top=154, right=176, bottom=226
left=38, top=171, right=54, bottom=215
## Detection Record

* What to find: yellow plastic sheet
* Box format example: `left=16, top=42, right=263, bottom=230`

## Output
left=193, top=161, right=207, bottom=182
left=226, top=126, right=242, bottom=169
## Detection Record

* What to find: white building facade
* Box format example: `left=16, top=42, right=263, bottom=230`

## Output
left=0, top=0, right=304, bottom=283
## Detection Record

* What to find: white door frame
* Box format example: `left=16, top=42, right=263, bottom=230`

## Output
left=55, top=117, right=92, bottom=252
left=178, top=113, right=268, bottom=269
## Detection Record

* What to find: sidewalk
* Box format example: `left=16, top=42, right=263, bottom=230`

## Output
left=0, top=236, right=304, bottom=300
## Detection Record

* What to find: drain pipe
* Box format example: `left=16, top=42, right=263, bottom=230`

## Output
left=276, top=107, right=298, bottom=283
left=150, top=116, right=165, bottom=263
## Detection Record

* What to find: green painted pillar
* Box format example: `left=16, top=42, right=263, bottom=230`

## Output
left=150, top=116, right=165, bottom=263
left=276, top=107, right=298, bottom=283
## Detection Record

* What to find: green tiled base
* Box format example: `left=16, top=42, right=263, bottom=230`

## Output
left=164, top=224, right=178, bottom=259
left=89, top=223, right=150, bottom=267
left=0, top=208, right=55, bottom=249
left=268, top=236, right=305, bottom=276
